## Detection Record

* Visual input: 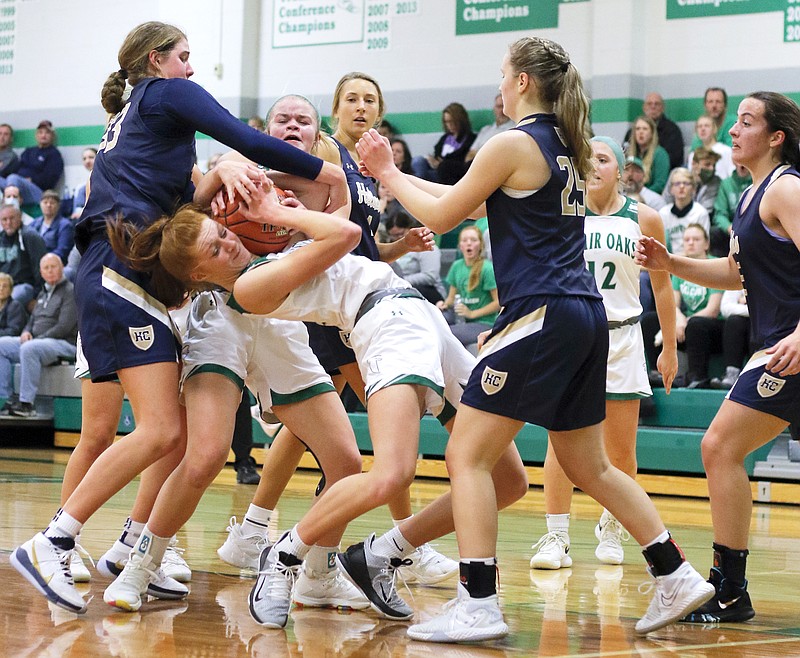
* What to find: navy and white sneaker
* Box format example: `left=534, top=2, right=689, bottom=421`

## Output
left=10, top=532, right=88, bottom=613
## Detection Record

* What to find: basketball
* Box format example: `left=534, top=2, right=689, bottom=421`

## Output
left=212, top=185, right=291, bottom=255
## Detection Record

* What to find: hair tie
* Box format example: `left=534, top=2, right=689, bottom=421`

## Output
left=118, top=68, right=129, bottom=80
left=561, top=61, right=570, bottom=73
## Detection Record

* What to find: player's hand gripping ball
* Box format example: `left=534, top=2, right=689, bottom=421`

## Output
left=213, top=185, right=291, bottom=254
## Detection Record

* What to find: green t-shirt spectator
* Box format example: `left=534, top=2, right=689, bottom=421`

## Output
left=445, top=258, right=498, bottom=325
left=672, top=271, right=722, bottom=318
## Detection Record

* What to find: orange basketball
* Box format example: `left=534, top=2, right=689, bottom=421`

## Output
left=212, top=185, right=291, bottom=255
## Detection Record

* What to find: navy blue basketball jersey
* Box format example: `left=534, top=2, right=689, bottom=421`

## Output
left=485, top=114, right=600, bottom=304
left=731, top=165, right=800, bottom=348
left=334, top=138, right=380, bottom=261
left=76, top=78, right=196, bottom=250
left=76, top=77, right=325, bottom=252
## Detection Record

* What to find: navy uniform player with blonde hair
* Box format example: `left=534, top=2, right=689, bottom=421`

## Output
left=357, top=36, right=712, bottom=642
left=637, top=91, right=800, bottom=624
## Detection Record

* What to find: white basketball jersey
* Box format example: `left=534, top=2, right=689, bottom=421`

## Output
left=254, top=241, right=409, bottom=330
left=583, top=196, right=643, bottom=322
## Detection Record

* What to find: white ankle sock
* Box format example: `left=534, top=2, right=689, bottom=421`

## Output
left=545, top=513, right=570, bottom=534
left=242, top=504, right=272, bottom=536
left=44, top=509, right=82, bottom=540
left=372, top=526, right=415, bottom=560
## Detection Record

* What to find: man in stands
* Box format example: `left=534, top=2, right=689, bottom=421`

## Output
left=1, top=120, right=64, bottom=204
left=0, top=253, right=77, bottom=417
left=0, top=204, right=47, bottom=306
left=0, top=123, right=19, bottom=183
left=625, top=93, right=685, bottom=169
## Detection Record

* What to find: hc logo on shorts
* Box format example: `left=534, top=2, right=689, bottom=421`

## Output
left=757, top=372, right=785, bottom=398
left=340, top=330, right=352, bottom=348
left=481, top=366, right=507, bottom=395
left=129, top=325, right=154, bottom=351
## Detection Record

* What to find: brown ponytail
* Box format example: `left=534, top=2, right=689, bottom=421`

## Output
left=106, top=204, right=208, bottom=308
left=507, top=37, right=592, bottom=180
left=101, top=22, right=187, bottom=116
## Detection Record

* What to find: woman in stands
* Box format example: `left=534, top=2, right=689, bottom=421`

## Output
left=437, top=224, right=499, bottom=350
left=357, top=36, right=711, bottom=642
left=10, top=20, right=346, bottom=615
left=218, top=91, right=459, bottom=589
left=636, top=91, right=800, bottom=624
left=529, top=136, right=677, bottom=571
left=102, top=185, right=523, bottom=630
left=625, top=115, right=671, bottom=194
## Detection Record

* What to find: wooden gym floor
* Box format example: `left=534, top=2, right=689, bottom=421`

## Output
left=2, top=447, right=800, bottom=657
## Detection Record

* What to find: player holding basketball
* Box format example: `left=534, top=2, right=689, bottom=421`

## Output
left=102, top=201, right=369, bottom=611
left=216, top=92, right=459, bottom=589
left=10, top=21, right=346, bottom=615
left=104, top=182, right=528, bottom=630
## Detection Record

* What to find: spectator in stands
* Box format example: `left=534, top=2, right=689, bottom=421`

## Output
left=466, top=93, right=513, bottom=162
left=2, top=120, right=64, bottom=204
left=377, top=119, right=397, bottom=140
left=0, top=273, right=26, bottom=337
left=622, top=155, right=666, bottom=211
left=247, top=115, right=265, bottom=131
left=710, top=290, right=753, bottom=390
left=0, top=123, right=19, bottom=182
left=0, top=253, right=77, bottom=417
left=625, top=93, right=684, bottom=169
left=70, top=148, right=97, bottom=220
left=0, top=203, right=47, bottom=306
left=690, top=147, right=722, bottom=217
left=439, top=93, right=513, bottom=182
left=713, top=162, right=752, bottom=238
left=691, top=87, right=735, bottom=149
left=385, top=211, right=446, bottom=304
left=31, top=190, right=74, bottom=264
left=390, top=138, right=413, bottom=174
left=643, top=224, right=722, bottom=389
left=438, top=224, right=499, bottom=353
left=689, top=115, right=733, bottom=179
left=3, top=185, right=35, bottom=225
left=625, top=116, right=670, bottom=194
left=659, top=167, right=710, bottom=254
left=412, top=102, right=476, bottom=184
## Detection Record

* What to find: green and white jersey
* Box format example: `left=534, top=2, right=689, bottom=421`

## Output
left=584, top=196, right=643, bottom=323
left=228, top=240, right=408, bottom=331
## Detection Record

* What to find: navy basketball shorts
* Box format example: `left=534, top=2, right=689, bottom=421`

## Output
left=305, top=322, right=357, bottom=373
left=75, top=239, right=181, bottom=382
left=461, top=294, right=608, bottom=431
left=727, top=348, right=800, bottom=425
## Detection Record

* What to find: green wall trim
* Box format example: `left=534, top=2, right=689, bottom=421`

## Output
left=52, top=399, right=773, bottom=477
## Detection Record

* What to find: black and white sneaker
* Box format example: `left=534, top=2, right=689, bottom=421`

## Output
left=8, top=401, right=36, bottom=417
left=681, top=567, right=755, bottom=623
left=248, top=542, right=302, bottom=628
left=336, top=534, right=413, bottom=620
